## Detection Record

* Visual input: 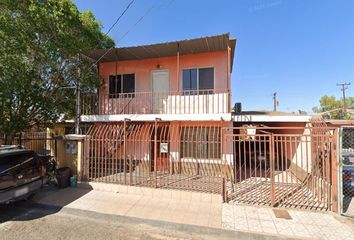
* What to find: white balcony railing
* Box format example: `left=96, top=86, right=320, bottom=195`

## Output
left=81, top=89, right=230, bottom=115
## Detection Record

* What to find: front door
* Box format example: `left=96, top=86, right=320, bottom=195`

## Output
left=152, top=70, right=169, bottom=114
left=150, top=124, right=170, bottom=172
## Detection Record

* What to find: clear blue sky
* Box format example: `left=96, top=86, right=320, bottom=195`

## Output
left=74, top=0, right=354, bottom=114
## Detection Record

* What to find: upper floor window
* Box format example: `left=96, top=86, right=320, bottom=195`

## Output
left=182, top=67, right=214, bottom=94
left=109, top=74, right=135, bottom=98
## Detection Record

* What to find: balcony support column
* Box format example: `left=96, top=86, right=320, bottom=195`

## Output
left=176, top=43, right=180, bottom=93
left=227, top=45, right=231, bottom=113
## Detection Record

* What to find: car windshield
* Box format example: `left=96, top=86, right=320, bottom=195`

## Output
left=0, top=152, right=35, bottom=173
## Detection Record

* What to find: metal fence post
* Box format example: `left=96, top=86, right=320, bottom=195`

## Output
left=154, top=118, right=158, bottom=188
left=221, top=127, right=226, bottom=201
left=270, top=133, right=276, bottom=206
left=330, top=128, right=338, bottom=212
left=338, top=127, right=343, bottom=214
left=124, top=119, right=127, bottom=185
left=222, top=176, right=227, bottom=203
left=19, top=132, right=23, bottom=147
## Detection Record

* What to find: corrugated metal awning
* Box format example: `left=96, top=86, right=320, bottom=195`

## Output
left=81, top=33, right=236, bottom=71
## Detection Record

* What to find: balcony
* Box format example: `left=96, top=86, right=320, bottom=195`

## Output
left=81, top=89, right=230, bottom=115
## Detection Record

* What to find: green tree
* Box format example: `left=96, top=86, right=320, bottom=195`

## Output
left=0, top=0, right=114, bottom=140
left=312, top=95, right=354, bottom=119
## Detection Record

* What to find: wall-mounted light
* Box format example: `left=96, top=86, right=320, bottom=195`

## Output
left=156, top=64, right=161, bottom=69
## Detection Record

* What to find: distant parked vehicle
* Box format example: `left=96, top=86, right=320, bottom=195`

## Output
left=342, top=151, right=354, bottom=196
left=0, top=145, right=50, bottom=204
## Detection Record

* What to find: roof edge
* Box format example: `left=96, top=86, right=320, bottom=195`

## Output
left=81, top=33, right=236, bottom=65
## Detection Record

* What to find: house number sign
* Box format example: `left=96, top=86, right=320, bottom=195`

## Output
left=160, top=143, right=168, bottom=153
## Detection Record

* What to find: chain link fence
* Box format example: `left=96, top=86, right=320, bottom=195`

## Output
left=340, top=127, right=354, bottom=217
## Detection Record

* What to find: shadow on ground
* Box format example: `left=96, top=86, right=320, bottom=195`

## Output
left=0, top=184, right=92, bottom=223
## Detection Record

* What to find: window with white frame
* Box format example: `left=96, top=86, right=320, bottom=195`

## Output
left=182, top=67, right=214, bottom=94
left=109, top=74, right=135, bottom=98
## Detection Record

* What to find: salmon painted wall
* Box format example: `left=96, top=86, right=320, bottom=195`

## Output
left=112, top=121, right=232, bottom=166
left=98, top=50, right=229, bottom=95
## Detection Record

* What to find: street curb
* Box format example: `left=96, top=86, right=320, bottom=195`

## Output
left=30, top=202, right=303, bottom=240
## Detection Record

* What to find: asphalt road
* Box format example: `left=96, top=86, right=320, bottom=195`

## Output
left=0, top=201, right=297, bottom=240
left=0, top=198, right=35, bottom=223
left=0, top=205, right=227, bottom=240
left=0, top=186, right=301, bottom=240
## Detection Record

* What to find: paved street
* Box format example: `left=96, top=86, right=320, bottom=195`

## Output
left=0, top=203, right=290, bottom=240
left=1, top=185, right=354, bottom=240
left=1, top=207, right=221, bottom=240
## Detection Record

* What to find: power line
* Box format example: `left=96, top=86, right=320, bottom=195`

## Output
left=93, top=2, right=160, bottom=65
left=336, top=82, right=351, bottom=112
left=73, top=0, right=136, bottom=134
left=75, top=0, right=171, bottom=134
left=79, top=0, right=166, bottom=79
left=85, top=0, right=175, bottom=67
left=104, top=0, right=135, bottom=36
left=76, top=0, right=136, bottom=75
left=50, top=0, right=137, bottom=87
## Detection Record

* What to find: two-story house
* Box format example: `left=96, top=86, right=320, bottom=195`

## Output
left=79, top=33, right=236, bottom=193
left=66, top=33, right=338, bottom=212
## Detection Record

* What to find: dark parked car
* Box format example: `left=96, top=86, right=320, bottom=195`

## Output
left=342, top=152, right=354, bottom=196
left=0, top=145, right=50, bottom=204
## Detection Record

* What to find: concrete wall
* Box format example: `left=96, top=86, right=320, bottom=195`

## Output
left=47, top=124, right=79, bottom=174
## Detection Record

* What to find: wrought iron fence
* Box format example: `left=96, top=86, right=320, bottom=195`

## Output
left=83, top=121, right=225, bottom=194
left=0, top=132, right=55, bottom=156
left=82, top=122, right=338, bottom=211
left=340, top=127, right=354, bottom=217
left=222, top=126, right=337, bottom=211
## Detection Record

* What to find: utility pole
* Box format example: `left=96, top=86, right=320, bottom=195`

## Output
left=273, top=92, right=278, bottom=112
left=336, top=83, right=351, bottom=113
left=75, top=64, right=81, bottom=135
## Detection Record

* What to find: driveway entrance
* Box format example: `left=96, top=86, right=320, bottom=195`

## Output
left=222, top=126, right=337, bottom=211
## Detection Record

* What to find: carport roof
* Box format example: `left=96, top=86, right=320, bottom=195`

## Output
left=232, top=111, right=312, bottom=122
left=81, top=33, right=236, bottom=72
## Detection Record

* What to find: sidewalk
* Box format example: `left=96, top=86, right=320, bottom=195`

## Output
left=222, top=204, right=354, bottom=240
left=35, top=186, right=222, bottom=229
left=34, top=185, right=354, bottom=240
